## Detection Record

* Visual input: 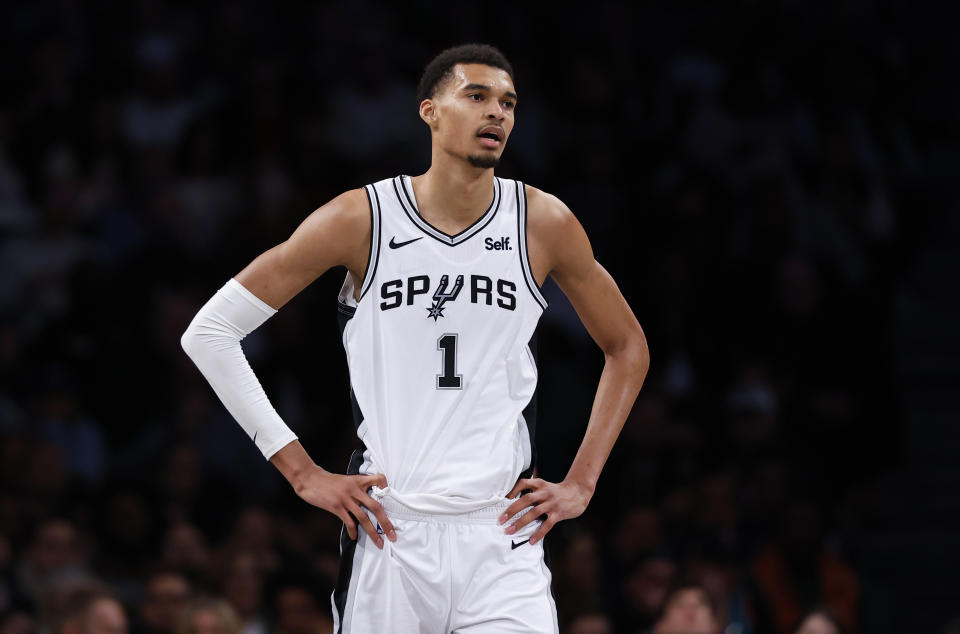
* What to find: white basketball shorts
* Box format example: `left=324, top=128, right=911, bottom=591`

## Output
left=331, top=496, right=559, bottom=633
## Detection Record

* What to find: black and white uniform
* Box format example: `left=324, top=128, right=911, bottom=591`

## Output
left=332, top=175, right=557, bottom=633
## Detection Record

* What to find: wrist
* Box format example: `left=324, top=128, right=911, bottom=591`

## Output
left=269, top=441, right=320, bottom=491
left=562, top=475, right=596, bottom=502
left=289, top=462, right=324, bottom=494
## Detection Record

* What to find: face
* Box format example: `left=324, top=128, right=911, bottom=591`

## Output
left=654, top=588, right=717, bottom=634
left=83, top=599, right=128, bottom=634
left=795, top=613, right=841, bottom=634
left=190, top=610, right=230, bottom=634
left=566, top=614, right=613, bottom=634
left=276, top=587, right=319, bottom=634
left=421, top=63, right=517, bottom=169
left=626, top=558, right=677, bottom=616
left=222, top=553, right=262, bottom=615
left=30, top=520, right=80, bottom=574
left=142, top=573, right=190, bottom=631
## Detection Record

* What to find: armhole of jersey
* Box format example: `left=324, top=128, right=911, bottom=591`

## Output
left=358, top=183, right=382, bottom=301
left=516, top=181, right=548, bottom=311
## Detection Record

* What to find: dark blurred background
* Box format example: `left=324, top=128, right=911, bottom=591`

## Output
left=1, top=1, right=958, bottom=633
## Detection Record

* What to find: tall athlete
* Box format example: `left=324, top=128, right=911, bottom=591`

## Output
left=181, top=45, right=649, bottom=633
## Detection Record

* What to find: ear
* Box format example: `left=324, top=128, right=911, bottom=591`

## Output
left=419, top=99, right=438, bottom=128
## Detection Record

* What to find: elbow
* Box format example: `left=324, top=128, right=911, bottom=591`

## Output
left=180, top=324, right=198, bottom=360
left=628, top=327, right=650, bottom=383
left=608, top=325, right=650, bottom=383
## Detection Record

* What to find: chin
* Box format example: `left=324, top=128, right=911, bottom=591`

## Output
left=467, top=154, right=500, bottom=169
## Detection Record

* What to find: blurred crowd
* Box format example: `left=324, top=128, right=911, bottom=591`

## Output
left=1, top=1, right=954, bottom=633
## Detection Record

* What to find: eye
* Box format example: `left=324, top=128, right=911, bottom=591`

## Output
left=469, top=93, right=483, bottom=101
left=502, top=101, right=515, bottom=110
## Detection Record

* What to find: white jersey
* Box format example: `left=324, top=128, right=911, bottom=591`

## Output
left=336, top=174, right=548, bottom=514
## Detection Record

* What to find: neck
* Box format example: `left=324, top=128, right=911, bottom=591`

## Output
left=412, top=148, right=496, bottom=224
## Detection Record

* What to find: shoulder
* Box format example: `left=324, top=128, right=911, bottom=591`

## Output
left=317, top=187, right=370, bottom=227
left=523, top=184, right=588, bottom=251
left=281, top=187, right=371, bottom=271
left=295, top=187, right=370, bottom=242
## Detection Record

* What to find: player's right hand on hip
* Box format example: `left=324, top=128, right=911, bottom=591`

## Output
left=293, top=468, right=396, bottom=548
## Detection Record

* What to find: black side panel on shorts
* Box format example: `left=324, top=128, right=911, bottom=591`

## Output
left=332, top=448, right=365, bottom=633
left=543, top=535, right=559, bottom=608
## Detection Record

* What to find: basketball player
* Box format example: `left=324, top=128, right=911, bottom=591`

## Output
left=181, top=44, right=649, bottom=633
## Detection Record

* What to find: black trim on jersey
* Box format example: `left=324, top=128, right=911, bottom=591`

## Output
left=333, top=448, right=365, bottom=633
left=392, top=175, right=502, bottom=246
left=519, top=330, right=539, bottom=480
left=515, top=181, right=548, bottom=310
left=336, top=303, right=366, bottom=433
left=358, top=184, right=382, bottom=301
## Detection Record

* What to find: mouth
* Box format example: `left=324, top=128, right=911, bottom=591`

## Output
left=477, top=126, right=504, bottom=148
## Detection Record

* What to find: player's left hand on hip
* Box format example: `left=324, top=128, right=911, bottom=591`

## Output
left=498, top=478, right=592, bottom=545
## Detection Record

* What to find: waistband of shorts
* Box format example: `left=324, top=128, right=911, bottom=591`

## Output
left=377, top=496, right=535, bottom=524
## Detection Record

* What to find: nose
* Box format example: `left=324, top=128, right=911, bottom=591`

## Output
left=485, top=103, right=506, bottom=120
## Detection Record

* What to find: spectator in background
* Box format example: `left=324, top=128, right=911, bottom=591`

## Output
left=173, top=598, right=238, bottom=634
left=214, top=553, right=264, bottom=634
left=35, top=367, right=105, bottom=486
left=225, top=510, right=278, bottom=577
left=618, top=554, right=678, bottom=632
left=751, top=502, right=858, bottom=634
left=160, top=523, right=210, bottom=583
left=0, top=610, right=37, bottom=634
left=554, top=529, right=607, bottom=623
left=652, top=585, right=721, bottom=634
left=95, top=491, right=155, bottom=592
left=270, top=575, right=331, bottom=634
left=564, top=611, right=614, bottom=634
left=15, top=520, right=90, bottom=612
left=794, top=608, right=844, bottom=634
left=53, top=584, right=127, bottom=634
left=686, top=555, right=758, bottom=634
left=138, top=570, right=190, bottom=634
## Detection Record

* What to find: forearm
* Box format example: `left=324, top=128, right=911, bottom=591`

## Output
left=564, top=336, right=649, bottom=494
left=180, top=278, right=298, bottom=459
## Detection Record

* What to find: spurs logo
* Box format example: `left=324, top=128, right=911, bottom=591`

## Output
left=379, top=274, right=516, bottom=313
left=426, top=274, right=464, bottom=321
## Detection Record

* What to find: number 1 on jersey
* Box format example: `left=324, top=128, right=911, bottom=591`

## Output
left=437, top=333, right=462, bottom=389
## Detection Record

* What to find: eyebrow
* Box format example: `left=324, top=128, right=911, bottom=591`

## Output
left=463, top=83, right=518, bottom=101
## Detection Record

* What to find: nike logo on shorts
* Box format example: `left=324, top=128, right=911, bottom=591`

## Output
left=389, top=236, right=423, bottom=249
left=511, top=538, right=530, bottom=550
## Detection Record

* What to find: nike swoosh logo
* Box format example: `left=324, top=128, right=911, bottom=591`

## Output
left=389, top=236, right=423, bottom=249
left=511, top=538, right=530, bottom=550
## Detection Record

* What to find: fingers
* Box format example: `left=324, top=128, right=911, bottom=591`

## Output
left=361, top=495, right=396, bottom=542
left=506, top=477, right=541, bottom=499
left=361, top=473, right=388, bottom=490
left=340, top=510, right=357, bottom=541
left=498, top=489, right=543, bottom=526
left=529, top=516, right=555, bottom=545
left=347, top=500, right=383, bottom=548
left=504, top=504, right=549, bottom=535
left=352, top=474, right=395, bottom=543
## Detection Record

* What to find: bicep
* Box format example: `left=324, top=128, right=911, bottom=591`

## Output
left=234, top=189, right=368, bottom=310
left=547, top=209, right=642, bottom=355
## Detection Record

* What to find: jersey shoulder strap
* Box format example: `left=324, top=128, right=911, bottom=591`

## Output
left=512, top=180, right=548, bottom=310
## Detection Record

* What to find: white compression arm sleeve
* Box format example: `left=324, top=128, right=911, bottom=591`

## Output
left=180, top=278, right=297, bottom=459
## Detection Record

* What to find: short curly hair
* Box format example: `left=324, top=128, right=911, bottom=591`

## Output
left=416, top=43, right=514, bottom=103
